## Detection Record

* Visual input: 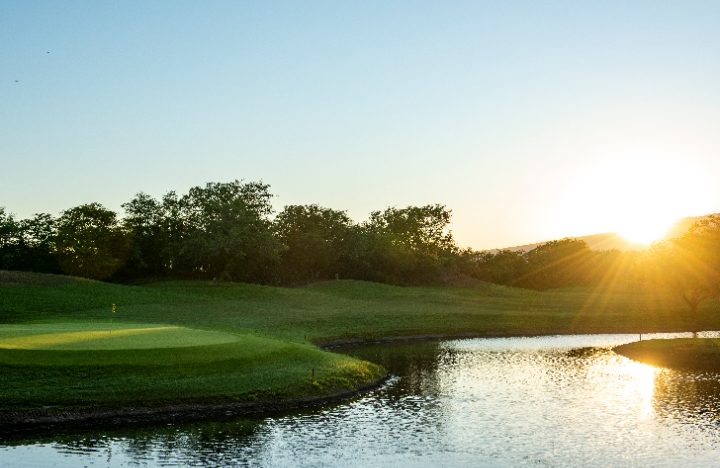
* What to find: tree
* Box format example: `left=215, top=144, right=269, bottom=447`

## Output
left=368, top=204, right=456, bottom=255
left=0, top=208, right=20, bottom=270
left=475, top=249, right=529, bottom=285
left=55, top=203, right=130, bottom=279
left=178, top=180, right=280, bottom=282
left=360, top=204, right=458, bottom=284
left=274, top=204, right=354, bottom=283
left=121, top=192, right=166, bottom=278
left=516, top=238, right=594, bottom=289
left=18, top=213, right=59, bottom=273
left=0, top=209, right=59, bottom=273
left=158, top=190, right=194, bottom=276
left=652, top=215, right=720, bottom=314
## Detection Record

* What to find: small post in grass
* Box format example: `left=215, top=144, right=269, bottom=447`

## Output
left=111, top=303, right=117, bottom=334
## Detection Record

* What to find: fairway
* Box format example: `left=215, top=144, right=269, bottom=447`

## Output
left=0, top=323, right=242, bottom=350
left=0, top=312, right=386, bottom=417
left=1, top=272, right=719, bottom=427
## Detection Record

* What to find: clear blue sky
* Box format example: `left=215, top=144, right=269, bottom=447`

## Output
left=2, top=1, right=720, bottom=249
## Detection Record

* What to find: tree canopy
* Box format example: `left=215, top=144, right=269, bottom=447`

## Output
left=1, top=180, right=718, bottom=309
left=55, top=203, right=130, bottom=279
left=648, top=215, right=720, bottom=314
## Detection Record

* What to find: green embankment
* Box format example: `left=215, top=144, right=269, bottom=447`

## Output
left=614, top=338, right=720, bottom=371
left=0, top=322, right=382, bottom=411
left=1, top=270, right=720, bottom=422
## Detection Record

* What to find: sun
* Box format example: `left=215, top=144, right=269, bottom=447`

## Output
left=607, top=159, right=698, bottom=244
left=553, top=156, right=712, bottom=244
left=616, top=214, right=674, bottom=245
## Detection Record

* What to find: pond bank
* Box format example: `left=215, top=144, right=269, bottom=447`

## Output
left=614, top=337, right=720, bottom=371
left=0, top=374, right=391, bottom=437
left=5, top=334, right=720, bottom=466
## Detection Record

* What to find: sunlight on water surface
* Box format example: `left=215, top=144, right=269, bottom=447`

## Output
left=2, top=333, right=720, bottom=467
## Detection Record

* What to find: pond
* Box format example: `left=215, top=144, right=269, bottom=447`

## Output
left=3, top=333, right=720, bottom=467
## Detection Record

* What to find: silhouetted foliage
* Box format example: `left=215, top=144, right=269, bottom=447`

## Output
left=475, top=250, right=529, bottom=284
left=55, top=203, right=130, bottom=279
left=2, top=182, right=719, bottom=300
left=0, top=208, right=21, bottom=270
left=465, top=240, right=641, bottom=291
left=179, top=181, right=280, bottom=282
left=275, top=204, right=354, bottom=283
left=516, top=239, right=594, bottom=289
left=357, top=205, right=457, bottom=284
left=17, top=213, right=59, bottom=273
left=0, top=208, right=59, bottom=273
left=120, top=192, right=166, bottom=278
left=648, top=215, right=720, bottom=315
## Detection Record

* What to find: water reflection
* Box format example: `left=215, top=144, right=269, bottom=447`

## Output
left=654, top=371, right=720, bottom=429
left=3, top=333, right=720, bottom=467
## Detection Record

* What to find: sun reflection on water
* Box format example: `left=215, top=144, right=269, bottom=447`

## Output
left=617, top=359, right=658, bottom=419
left=584, top=352, right=660, bottom=423
left=4, top=335, right=720, bottom=467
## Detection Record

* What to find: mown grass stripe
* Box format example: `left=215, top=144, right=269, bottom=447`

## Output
left=0, top=326, right=181, bottom=349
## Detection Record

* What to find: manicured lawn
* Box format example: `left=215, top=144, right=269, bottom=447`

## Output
left=1, top=270, right=719, bottom=420
left=0, top=322, right=240, bottom=350
left=0, top=321, right=383, bottom=412
left=614, top=338, right=720, bottom=371
left=2, top=272, right=719, bottom=343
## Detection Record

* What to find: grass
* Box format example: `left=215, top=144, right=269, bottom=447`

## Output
left=0, top=323, right=241, bottom=350
left=0, top=322, right=383, bottom=412
left=1, top=270, right=720, bottom=420
left=614, top=338, right=720, bottom=371
left=3, top=274, right=719, bottom=342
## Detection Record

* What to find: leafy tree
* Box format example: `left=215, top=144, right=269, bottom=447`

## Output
left=360, top=204, right=458, bottom=284
left=179, top=180, right=280, bottom=282
left=368, top=204, right=456, bottom=255
left=55, top=203, right=131, bottom=279
left=0, top=208, right=16, bottom=247
left=516, top=238, right=594, bottom=289
left=17, top=213, right=59, bottom=272
left=651, top=215, right=720, bottom=314
left=0, top=208, right=20, bottom=270
left=582, top=249, right=639, bottom=290
left=475, top=249, right=529, bottom=284
left=0, top=209, right=59, bottom=273
left=275, top=204, right=354, bottom=283
left=158, top=190, right=194, bottom=276
left=121, top=192, right=166, bottom=278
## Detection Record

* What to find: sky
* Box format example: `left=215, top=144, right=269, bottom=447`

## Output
left=2, top=1, right=720, bottom=249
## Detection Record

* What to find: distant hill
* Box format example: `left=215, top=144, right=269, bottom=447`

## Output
left=664, top=213, right=719, bottom=239
left=488, top=233, right=646, bottom=253
left=489, top=213, right=720, bottom=253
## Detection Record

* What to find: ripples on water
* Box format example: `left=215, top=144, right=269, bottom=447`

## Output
left=3, top=332, right=720, bottom=467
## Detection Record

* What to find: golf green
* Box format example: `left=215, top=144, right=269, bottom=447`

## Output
left=0, top=322, right=242, bottom=350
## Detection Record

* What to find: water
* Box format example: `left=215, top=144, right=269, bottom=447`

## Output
left=3, top=333, right=720, bottom=467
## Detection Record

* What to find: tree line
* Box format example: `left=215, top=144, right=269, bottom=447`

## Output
left=1, top=180, right=718, bottom=311
left=0, top=181, right=458, bottom=285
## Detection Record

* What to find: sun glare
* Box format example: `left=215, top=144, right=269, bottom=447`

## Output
left=554, top=157, right=712, bottom=244
left=616, top=358, right=658, bottom=419
left=616, top=214, right=674, bottom=245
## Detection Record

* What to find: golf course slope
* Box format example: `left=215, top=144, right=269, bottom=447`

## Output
left=3, top=269, right=720, bottom=431
left=0, top=321, right=385, bottom=431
